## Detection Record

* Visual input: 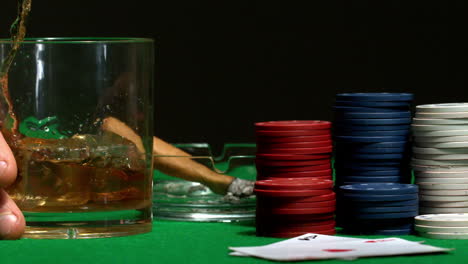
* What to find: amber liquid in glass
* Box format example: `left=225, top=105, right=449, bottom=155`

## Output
left=6, top=135, right=153, bottom=238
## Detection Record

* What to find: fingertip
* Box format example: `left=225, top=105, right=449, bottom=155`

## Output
left=0, top=190, right=25, bottom=240
left=0, top=132, right=17, bottom=188
left=5, top=212, right=25, bottom=240
left=0, top=160, right=17, bottom=188
left=0, top=213, right=24, bottom=240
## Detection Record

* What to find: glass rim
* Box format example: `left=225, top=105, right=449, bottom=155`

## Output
left=0, top=37, right=154, bottom=44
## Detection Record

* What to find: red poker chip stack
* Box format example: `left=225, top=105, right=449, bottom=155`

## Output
left=254, top=178, right=336, bottom=237
left=255, top=121, right=333, bottom=180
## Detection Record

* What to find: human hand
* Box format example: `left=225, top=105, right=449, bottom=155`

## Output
left=0, top=132, right=25, bottom=239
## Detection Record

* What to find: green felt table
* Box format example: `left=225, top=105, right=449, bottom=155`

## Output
left=0, top=219, right=466, bottom=264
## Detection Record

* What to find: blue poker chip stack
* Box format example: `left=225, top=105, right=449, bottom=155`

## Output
left=338, top=183, right=419, bottom=235
left=333, top=93, right=414, bottom=186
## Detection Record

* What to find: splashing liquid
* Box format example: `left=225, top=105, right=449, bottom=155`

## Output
left=0, top=0, right=32, bottom=147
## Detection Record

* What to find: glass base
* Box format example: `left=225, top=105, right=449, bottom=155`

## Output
left=23, top=223, right=152, bottom=239
left=22, top=207, right=152, bottom=239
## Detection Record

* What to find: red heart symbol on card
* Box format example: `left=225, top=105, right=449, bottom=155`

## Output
left=365, top=239, right=395, bottom=243
left=322, top=249, right=354, bottom=253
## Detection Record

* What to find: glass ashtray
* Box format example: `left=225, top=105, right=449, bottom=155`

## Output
left=153, top=143, right=256, bottom=222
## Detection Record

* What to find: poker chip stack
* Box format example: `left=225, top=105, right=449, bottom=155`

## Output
left=253, top=121, right=335, bottom=237
left=415, top=214, right=468, bottom=239
left=338, top=183, right=419, bottom=235
left=412, top=103, right=468, bottom=214
left=255, top=121, right=333, bottom=180
left=333, top=93, right=414, bottom=186
left=255, top=178, right=336, bottom=237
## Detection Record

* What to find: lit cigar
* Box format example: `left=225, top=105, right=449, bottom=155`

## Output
left=101, top=117, right=236, bottom=195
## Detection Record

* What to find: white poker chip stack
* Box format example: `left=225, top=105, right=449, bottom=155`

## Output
left=415, top=214, right=468, bottom=239
left=412, top=103, right=468, bottom=214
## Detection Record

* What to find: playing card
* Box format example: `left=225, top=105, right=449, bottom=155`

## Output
left=229, top=234, right=451, bottom=261
left=229, top=233, right=366, bottom=257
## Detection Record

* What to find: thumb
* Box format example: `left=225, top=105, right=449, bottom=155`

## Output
left=0, top=189, right=25, bottom=239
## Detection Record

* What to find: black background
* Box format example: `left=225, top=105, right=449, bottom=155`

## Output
left=1, top=1, right=467, bottom=154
